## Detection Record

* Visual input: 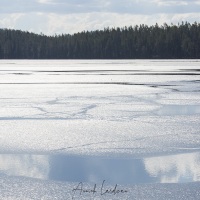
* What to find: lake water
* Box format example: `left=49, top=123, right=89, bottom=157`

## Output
left=1, top=152, right=200, bottom=184
left=0, top=60, right=200, bottom=199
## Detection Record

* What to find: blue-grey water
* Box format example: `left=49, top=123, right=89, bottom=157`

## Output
left=0, top=152, right=200, bottom=184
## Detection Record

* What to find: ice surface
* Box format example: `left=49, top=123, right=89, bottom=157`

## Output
left=0, top=60, right=200, bottom=199
left=0, top=175, right=200, bottom=200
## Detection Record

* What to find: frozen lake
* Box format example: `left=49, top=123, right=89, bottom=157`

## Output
left=0, top=60, right=200, bottom=199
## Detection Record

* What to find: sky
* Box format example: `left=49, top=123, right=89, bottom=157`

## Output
left=0, top=0, right=200, bottom=35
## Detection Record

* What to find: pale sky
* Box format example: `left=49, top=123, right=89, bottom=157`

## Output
left=0, top=0, right=200, bottom=35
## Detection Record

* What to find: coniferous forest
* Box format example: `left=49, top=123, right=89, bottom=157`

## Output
left=0, top=22, right=200, bottom=59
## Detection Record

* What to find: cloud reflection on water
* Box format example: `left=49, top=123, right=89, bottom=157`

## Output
left=0, top=154, right=49, bottom=180
left=0, top=152, right=200, bottom=184
left=144, top=152, right=200, bottom=183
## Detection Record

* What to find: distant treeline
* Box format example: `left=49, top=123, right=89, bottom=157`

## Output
left=0, top=22, right=200, bottom=59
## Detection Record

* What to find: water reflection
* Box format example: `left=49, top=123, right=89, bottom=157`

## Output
left=155, top=105, right=200, bottom=116
left=48, top=156, right=155, bottom=184
left=144, top=152, right=200, bottom=183
left=0, top=152, right=200, bottom=184
left=0, top=154, right=49, bottom=179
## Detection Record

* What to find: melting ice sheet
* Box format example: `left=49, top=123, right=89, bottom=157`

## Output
left=0, top=152, right=200, bottom=184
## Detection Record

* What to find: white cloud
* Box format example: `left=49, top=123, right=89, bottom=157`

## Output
left=37, top=0, right=52, bottom=4
left=1, top=12, right=200, bottom=35
left=0, top=0, right=200, bottom=14
left=195, top=0, right=200, bottom=4
left=0, top=13, right=48, bottom=34
left=0, top=13, right=25, bottom=30
left=0, top=0, right=200, bottom=34
left=152, top=0, right=188, bottom=6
